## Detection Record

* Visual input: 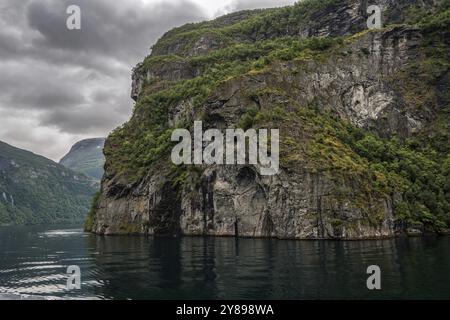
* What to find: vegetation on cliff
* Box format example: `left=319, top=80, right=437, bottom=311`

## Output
left=95, top=0, right=449, bottom=234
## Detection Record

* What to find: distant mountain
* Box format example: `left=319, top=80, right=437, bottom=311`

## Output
left=0, top=140, right=97, bottom=225
left=60, top=138, right=106, bottom=181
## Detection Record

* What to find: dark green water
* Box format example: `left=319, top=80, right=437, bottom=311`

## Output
left=0, top=224, right=449, bottom=300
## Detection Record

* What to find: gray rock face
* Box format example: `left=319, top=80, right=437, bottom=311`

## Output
left=94, top=164, right=395, bottom=239
left=92, top=27, right=422, bottom=238
left=157, top=27, right=427, bottom=138
left=182, top=167, right=395, bottom=239
left=89, top=0, right=448, bottom=238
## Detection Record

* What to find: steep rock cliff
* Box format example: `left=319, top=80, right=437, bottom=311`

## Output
left=87, top=0, right=450, bottom=238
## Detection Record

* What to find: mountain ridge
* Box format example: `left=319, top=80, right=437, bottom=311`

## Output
left=0, top=140, right=97, bottom=225
left=59, top=138, right=106, bottom=181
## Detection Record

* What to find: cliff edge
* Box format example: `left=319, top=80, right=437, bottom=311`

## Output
left=87, top=0, right=450, bottom=239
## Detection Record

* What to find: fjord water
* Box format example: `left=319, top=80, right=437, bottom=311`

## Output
left=1, top=225, right=449, bottom=300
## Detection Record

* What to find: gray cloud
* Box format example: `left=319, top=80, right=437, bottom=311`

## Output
left=26, top=0, right=208, bottom=64
left=0, top=0, right=208, bottom=160
left=0, top=0, right=293, bottom=161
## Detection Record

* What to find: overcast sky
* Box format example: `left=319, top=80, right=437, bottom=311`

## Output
left=0, top=0, right=296, bottom=161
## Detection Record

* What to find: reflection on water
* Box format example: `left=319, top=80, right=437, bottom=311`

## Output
left=0, top=224, right=450, bottom=300
left=38, top=229, right=84, bottom=238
